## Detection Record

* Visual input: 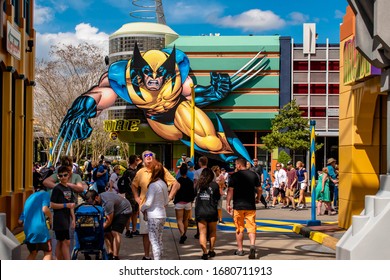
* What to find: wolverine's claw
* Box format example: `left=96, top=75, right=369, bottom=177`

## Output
left=231, top=50, right=263, bottom=79
left=231, top=63, right=267, bottom=91
left=230, top=50, right=267, bottom=91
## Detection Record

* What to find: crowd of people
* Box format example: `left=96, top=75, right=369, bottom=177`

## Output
left=23, top=152, right=338, bottom=260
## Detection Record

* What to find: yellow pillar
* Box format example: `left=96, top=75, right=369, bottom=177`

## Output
left=14, top=77, right=25, bottom=193
left=1, top=70, right=13, bottom=195
left=190, top=83, right=195, bottom=160
left=24, top=83, right=34, bottom=192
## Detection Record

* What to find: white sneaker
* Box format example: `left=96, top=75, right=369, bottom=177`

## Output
left=298, top=204, right=304, bottom=209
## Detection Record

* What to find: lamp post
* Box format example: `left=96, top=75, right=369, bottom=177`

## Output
left=116, top=145, right=120, bottom=161
left=307, top=120, right=321, bottom=226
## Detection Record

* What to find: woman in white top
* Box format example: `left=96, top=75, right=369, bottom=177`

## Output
left=140, top=161, right=169, bottom=260
left=108, top=165, right=121, bottom=194
left=272, top=163, right=287, bottom=207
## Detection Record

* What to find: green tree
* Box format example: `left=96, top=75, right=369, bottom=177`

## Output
left=277, top=150, right=291, bottom=166
left=262, top=100, right=319, bottom=152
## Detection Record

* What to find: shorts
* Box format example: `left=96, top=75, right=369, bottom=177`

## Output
left=55, top=230, right=70, bottom=241
left=129, top=200, right=139, bottom=213
left=273, top=188, right=280, bottom=197
left=233, top=209, right=257, bottom=234
left=299, top=182, right=307, bottom=190
left=279, top=188, right=286, bottom=199
left=105, top=214, right=131, bottom=234
left=174, top=202, right=192, bottom=210
left=285, top=188, right=296, bottom=197
left=26, top=240, right=51, bottom=253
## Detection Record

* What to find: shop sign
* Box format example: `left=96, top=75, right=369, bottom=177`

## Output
left=343, top=37, right=381, bottom=85
left=6, top=21, right=21, bottom=60
left=104, top=119, right=141, bottom=132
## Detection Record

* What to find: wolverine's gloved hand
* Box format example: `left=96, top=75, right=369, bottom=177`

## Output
left=194, top=72, right=232, bottom=107
left=59, top=95, right=97, bottom=141
left=210, top=72, right=231, bottom=100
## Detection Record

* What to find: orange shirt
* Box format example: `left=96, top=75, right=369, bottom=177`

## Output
left=132, top=167, right=176, bottom=204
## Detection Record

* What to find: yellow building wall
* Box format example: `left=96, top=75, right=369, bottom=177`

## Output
left=338, top=6, right=387, bottom=229
left=0, top=1, right=35, bottom=230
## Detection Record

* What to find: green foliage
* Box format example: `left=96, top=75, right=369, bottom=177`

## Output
left=277, top=150, right=291, bottom=166
left=262, top=100, right=311, bottom=152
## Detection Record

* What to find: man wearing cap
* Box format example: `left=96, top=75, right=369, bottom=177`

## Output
left=326, top=158, right=338, bottom=210
left=176, top=153, right=189, bottom=170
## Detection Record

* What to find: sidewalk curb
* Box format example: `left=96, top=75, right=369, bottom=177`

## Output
left=293, top=224, right=338, bottom=250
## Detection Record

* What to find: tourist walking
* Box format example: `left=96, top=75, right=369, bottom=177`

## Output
left=226, top=158, right=261, bottom=259
left=174, top=163, right=195, bottom=244
left=195, top=168, right=220, bottom=260
left=19, top=184, right=52, bottom=260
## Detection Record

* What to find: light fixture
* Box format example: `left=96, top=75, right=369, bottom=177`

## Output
left=26, top=40, right=34, bottom=53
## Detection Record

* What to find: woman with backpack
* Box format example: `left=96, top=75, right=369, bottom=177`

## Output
left=174, top=163, right=195, bottom=244
left=195, top=168, right=221, bottom=260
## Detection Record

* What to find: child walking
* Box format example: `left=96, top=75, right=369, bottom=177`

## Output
left=50, top=165, right=76, bottom=260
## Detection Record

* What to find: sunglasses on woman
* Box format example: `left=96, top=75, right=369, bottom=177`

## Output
left=144, top=153, right=153, bottom=158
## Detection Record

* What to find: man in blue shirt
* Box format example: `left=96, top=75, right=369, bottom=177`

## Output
left=19, top=185, right=52, bottom=260
left=94, top=160, right=109, bottom=193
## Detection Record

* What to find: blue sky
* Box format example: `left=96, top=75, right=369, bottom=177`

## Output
left=34, top=0, right=348, bottom=60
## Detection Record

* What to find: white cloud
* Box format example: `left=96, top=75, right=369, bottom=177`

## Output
left=334, top=10, right=345, bottom=19
left=215, top=9, right=286, bottom=32
left=36, top=23, right=109, bottom=60
left=34, top=4, right=54, bottom=25
left=287, top=12, right=310, bottom=25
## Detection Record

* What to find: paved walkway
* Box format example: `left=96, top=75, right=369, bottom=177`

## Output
left=17, top=198, right=345, bottom=260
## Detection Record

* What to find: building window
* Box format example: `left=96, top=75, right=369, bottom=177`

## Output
left=310, top=84, right=326, bottom=94
left=293, top=84, right=308, bottom=94
left=235, top=131, right=255, bottom=145
left=328, top=84, right=339, bottom=94
left=12, top=0, right=20, bottom=25
left=310, top=107, right=326, bottom=117
left=293, top=61, right=308, bottom=71
left=24, top=0, right=31, bottom=35
left=328, top=61, right=339, bottom=71
left=311, top=61, right=327, bottom=71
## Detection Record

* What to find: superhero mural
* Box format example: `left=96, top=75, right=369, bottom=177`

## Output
left=54, top=43, right=267, bottom=164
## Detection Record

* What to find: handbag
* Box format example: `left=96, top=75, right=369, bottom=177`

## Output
left=143, top=211, right=148, bottom=222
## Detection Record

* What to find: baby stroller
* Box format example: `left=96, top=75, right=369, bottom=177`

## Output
left=71, top=203, right=108, bottom=260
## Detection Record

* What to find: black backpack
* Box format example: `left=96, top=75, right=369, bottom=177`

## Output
left=86, top=161, right=93, bottom=172
left=118, top=170, right=132, bottom=194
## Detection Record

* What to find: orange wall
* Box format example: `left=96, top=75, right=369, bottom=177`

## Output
left=338, top=6, right=387, bottom=228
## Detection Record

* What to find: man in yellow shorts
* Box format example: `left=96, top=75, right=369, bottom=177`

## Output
left=226, top=158, right=261, bottom=259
